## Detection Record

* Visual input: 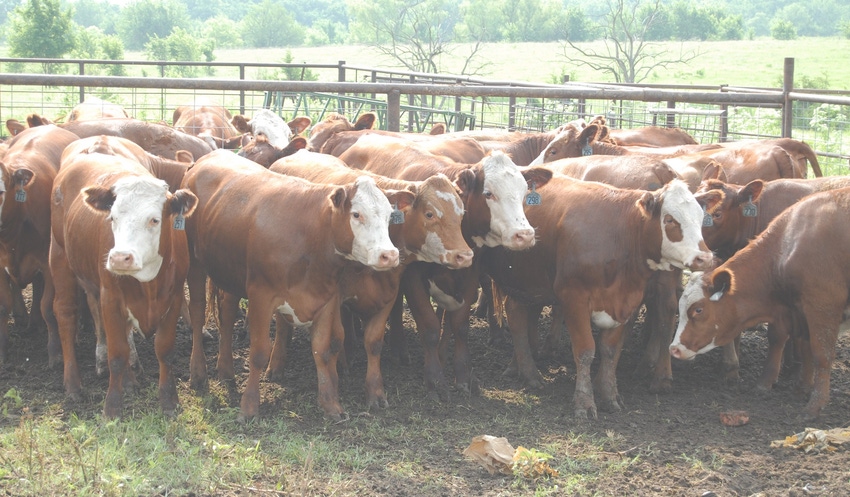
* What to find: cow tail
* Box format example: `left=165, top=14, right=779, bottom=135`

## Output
left=801, top=141, right=823, bottom=177
left=491, top=278, right=506, bottom=329
left=204, top=278, right=222, bottom=332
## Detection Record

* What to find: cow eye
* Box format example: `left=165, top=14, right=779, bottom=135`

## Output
left=483, top=191, right=493, bottom=199
left=693, top=307, right=703, bottom=315
left=149, top=218, right=160, bottom=227
left=352, top=212, right=360, bottom=219
left=425, top=211, right=434, bottom=219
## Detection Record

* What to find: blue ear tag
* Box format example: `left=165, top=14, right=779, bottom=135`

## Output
left=173, top=207, right=185, bottom=230
left=702, top=204, right=714, bottom=227
left=15, top=181, right=26, bottom=202
left=742, top=196, right=758, bottom=218
left=390, top=204, right=405, bottom=224
left=525, top=182, right=541, bottom=206
left=581, top=139, right=593, bottom=156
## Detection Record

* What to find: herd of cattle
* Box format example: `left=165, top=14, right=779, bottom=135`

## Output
left=0, top=95, right=845, bottom=423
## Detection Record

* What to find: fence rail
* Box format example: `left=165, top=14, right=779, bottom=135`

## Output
left=1, top=57, right=849, bottom=175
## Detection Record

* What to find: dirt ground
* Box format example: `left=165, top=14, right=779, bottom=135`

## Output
left=2, top=294, right=850, bottom=496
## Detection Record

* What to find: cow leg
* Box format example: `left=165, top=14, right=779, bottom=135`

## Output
left=267, top=311, right=293, bottom=383
left=504, top=297, right=545, bottom=389
left=101, top=288, right=132, bottom=419
left=446, top=281, right=479, bottom=395
left=0, top=277, right=13, bottom=367
left=216, top=291, right=240, bottom=382
left=338, top=305, right=357, bottom=376
left=475, top=274, right=508, bottom=346
left=186, top=264, right=208, bottom=390
left=39, top=272, right=62, bottom=368
left=363, top=303, right=394, bottom=409
left=385, top=292, right=410, bottom=366
left=50, top=244, right=81, bottom=400
left=755, top=321, right=790, bottom=391
left=720, top=339, right=741, bottom=386
left=239, top=294, right=274, bottom=422
left=87, top=291, right=109, bottom=377
left=640, top=270, right=678, bottom=394
left=401, top=269, right=450, bottom=402
left=561, top=293, right=597, bottom=419
left=801, top=310, right=841, bottom=420
left=309, top=295, right=347, bottom=421
left=153, top=293, right=182, bottom=416
left=593, top=324, right=627, bottom=413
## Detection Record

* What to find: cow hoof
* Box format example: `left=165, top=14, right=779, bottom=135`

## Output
left=524, top=375, right=545, bottom=390
left=574, top=405, right=598, bottom=421
left=599, top=396, right=624, bottom=413
left=327, top=411, right=350, bottom=423
left=455, top=382, right=471, bottom=397
left=266, top=370, right=285, bottom=385
left=236, top=412, right=256, bottom=424
left=189, top=376, right=209, bottom=392
left=367, top=397, right=389, bottom=410
left=648, top=377, right=673, bottom=394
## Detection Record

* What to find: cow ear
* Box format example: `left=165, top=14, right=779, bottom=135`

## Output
left=169, top=189, right=198, bottom=218
left=6, top=119, right=25, bottom=136
left=354, top=113, right=377, bottom=131
left=12, top=168, right=35, bottom=188
left=283, top=137, right=307, bottom=155
left=231, top=115, right=251, bottom=134
left=521, top=166, right=553, bottom=190
left=330, top=186, right=348, bottom=209
left=385, top=189, right=415, bottom=212
left=83, top=185, right=117, bottom=212
left=701, top=161, right=725, bottom=182
left=709, top=269, right=734, bottom=301
left=454, top=168, right=477, bottom=199
left=636, top=191, right=657, bottom=217
left=579, top=124, right=599, bottom=145
left=175, top=150, right=194, bottom=163
left=429, top=122, right=446, bottom=135
left=288, top=116, right=312, bottom=136
left=27, top=113, right=52, bottom=127
left=696, top=190, right=725, bottom=214
left=736, top=180, right=764, bottom=205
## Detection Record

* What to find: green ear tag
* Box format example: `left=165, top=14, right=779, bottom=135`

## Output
left=742, top=196, right=758, bottom=218
left=390, top=204, right=405, bottom=224
left=702, top=205, right=714, bottom=227
left=525, top=182, right=541, bottom=206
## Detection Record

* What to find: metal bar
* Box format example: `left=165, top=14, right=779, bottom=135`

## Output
left=782, top=57, right=794, bottom=138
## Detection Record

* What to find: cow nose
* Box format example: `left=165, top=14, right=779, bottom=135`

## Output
left=448, top=249, right=474, bottom=269
left=108, top=251, right=138, bottom=272
left=688, top=251, right=716, bottom=271
left=376, top=249, right=399, bottom=269
left=669, top=344, right=694, bottom=361
left=511, top=228, right=536, bottom=250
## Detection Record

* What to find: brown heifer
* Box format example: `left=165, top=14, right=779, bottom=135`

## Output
left=608, top=126, right=698, bottom=147
left=66, top=97, right=130, bottom=122
left=172, top=104, right=249, bottom=150
left=482, top=177, right=718, bottom=419
left=60, top=118, right=214, bottom=161
left=719, top=138, right=823, bottom=178
left=182, top=150, right=399, bottom=421
left=267, top=151, right=473, bottom=409
left=50, top=147, right=197, bottom=418
left=671, top=187, right=850, bottom=420
left=307, top=112, right=377, bottom=152
left=321, top=129, right=487, bottom=164
left=238, top=136, right=307, bottom=167
left=341, top=134, right=551, bottom=397
left=0, top=125, right=80, bottom=366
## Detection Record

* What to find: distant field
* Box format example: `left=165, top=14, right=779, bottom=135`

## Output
left=208, top=37, right=850, bottom=89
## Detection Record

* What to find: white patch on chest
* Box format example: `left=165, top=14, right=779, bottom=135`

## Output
left=277, top=302, right=312, bottom=327
left=592, top=311, right=620, bottom=330
left=428, top=280, right=465, bottom=312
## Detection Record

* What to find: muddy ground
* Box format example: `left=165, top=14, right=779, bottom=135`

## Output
left=1, top=296, right=849, bottom=496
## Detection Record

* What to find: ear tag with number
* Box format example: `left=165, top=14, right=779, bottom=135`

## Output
left=702, top=204, right=714, bottom=227
left=15, top=181, right=26, bottom=203
left=173, top=206, right=185, bottom=230
left=525, top=182, right=541, bottom=206
left=581, top=138, right=593, bottom=156
left=742, top=196, right=758, bottom=218
left=390, top=204, right=405, bottom=224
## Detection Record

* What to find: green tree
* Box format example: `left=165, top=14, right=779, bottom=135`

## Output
left=770, top=18, right=797, bottom=40
left=73, top=0, right=121, bottom=34
left=117, top=0, right=191, bottom=51
left=500, top=0, right=564, bottom=42
left=240, top=0, right=304, bottom=48
left=202, top=15, right=242, bottom=48
left=145, top=27, right=215, bottom=77
left=6, top=0, right=77, bottom=73
left=71, top=26, right=126, bottom=75
left=457, top=0, right=506, bottom=42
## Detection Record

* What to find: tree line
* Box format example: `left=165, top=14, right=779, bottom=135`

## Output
left=1, top=0, right=849, bottom=80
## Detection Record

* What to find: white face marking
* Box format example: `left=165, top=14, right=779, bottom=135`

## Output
left=528, top=128, right=571, bottom=166
left=427, top=280, right=465, bottom=312
left=435, top=188, right=464, bottom=217
left=591, top=311, right=620, bottom=329
left=670, top=271, right=719, bottom=358
left=277, top=302, right=312, bottom=327
left=250, top=109, right=292, bottom=149
left=347, top=176, right=399, bottom=269
left=414, top=231, right=449, bottom=264
left=479, top=152, right=535, bottom=250
left=657, top=180, right=711, bottom=269
left=105, top=176, right=169, bottom=282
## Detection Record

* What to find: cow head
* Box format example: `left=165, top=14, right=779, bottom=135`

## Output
left=695, top=179, right=763, bottom=257
left=670, top=269, right=736, bottom=360
left=331, top=175, right=399, bottom=271
left=239, top=136, right=307, bottom=168
left=461, top=152, right=550, bottom=251
left=0, top=164, right=35, bottom=227
left=401, top=174, right=473, bottom=268
left=642, top=179, right=720, bottom=271
left=529, top=123, right=602, bottom=165
left=83, top=176, right=197, bottom=282
left=308, top=112, right=376, bottom=153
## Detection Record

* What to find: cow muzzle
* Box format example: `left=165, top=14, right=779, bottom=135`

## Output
left=669, top=343, right=697, bottom=361
left=107, top=249, right=142, bottom=274
left=506, top=227, right=536, bottom=251
left=686, top=250, right=716, bottom=272
left=371, top=248, right=400, bottom=271
left=443, top=249, right=475, bottom=269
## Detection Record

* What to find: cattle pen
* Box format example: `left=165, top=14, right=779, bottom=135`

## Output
left=1, top=56, right=850, bottom=175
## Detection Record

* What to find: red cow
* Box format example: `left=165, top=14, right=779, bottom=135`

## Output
left=482, top=177, right=717, bottom=419
left=0, top=125, right=80, bottom=366
left=670, top=187, right=850, bottom=420
left=267, top=151, right=473, bottom=409
left=719, top=138, right=823, bottom=178
left=60, top=118, right=214, bottom=161
left=172, top=104, right=250, bottom=150
left=321, top=129, right=487, bottom=164
left=50, top=145, right=197, bottom=418
left=235, top=110, right=312, bottom=166
left=307, top=112, right=377, bottom=152
left=608, top=126, right=698, bottom=147
left=66, top=97, right=130, bottom=121
left=182, top=150, right=399, bottom=421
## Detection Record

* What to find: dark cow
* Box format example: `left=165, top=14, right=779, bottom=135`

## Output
left=482, top=177, right=717, bottom=419
left=267, top=151, right=473, bottom=409
left=182, top=150, right=399, bottom=421
left=60, top=118, right=214, bottom=161
left=50, top=144, right=197, bottom=418
left=670, top=187, right=850, bottom=420
left=0, top=125, right=80, bottom=366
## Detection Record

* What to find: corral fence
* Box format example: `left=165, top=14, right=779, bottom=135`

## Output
left=1, top=57, right=849, bottom=175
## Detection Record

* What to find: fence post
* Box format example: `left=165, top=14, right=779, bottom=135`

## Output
left=719, top=85, right=729, bottom=142
left=666, top=100, right=676, bottom=128
left=387, top=90, right=401, bottom=132
left=782, top=57, right=794, bottom=138
left=508, top=94, right=517, bottom=131
left=78, top=62, right=85, bottom=103
left=337, top=61, right=346, bottom=114
left=455, top=79, right=463, bottom=132
left=239, top=64, right=246, bottom=115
